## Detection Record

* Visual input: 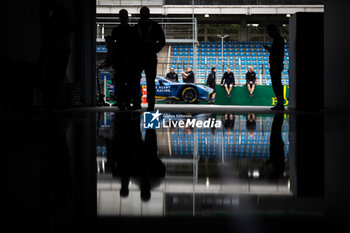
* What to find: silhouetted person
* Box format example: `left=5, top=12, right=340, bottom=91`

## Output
left=111, top=9, right=133, bottom=110
left=134, top=6, right=165, bottom=111
left=46, top=2, right=73, bottom=109
left=140, top=129, right=166, bottom=202
left=220, top=68, right=236, bottom=97
left=246, top=113, right=256, bottom=138
left=206, top=67, right=216, bottom=104
left=181, top=67, right=194, bottom=83
left=246, top=66, right=257, bottom=97
left=166, top=67, right=178, bottom=82
left=267, top=114, right=285, bottom=179
left=264, top=24, right=285, bottom=110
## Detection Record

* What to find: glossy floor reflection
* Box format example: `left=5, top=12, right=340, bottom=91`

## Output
left=96, top=112, right=295, bottom=217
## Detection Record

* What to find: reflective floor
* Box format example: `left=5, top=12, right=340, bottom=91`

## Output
left=96, top=112, right=293, bottom=217
left=4, top=107, right=350, bottom=232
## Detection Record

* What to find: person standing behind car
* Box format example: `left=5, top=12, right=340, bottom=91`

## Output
left=220, top=68, right=236, bottom=97
left=181, top=67, right=194, bottom=83
left=133, top=6, right=165, bottom=111
left=111, top=9, right=133, bottom=110
left=206, top=67, right=217, bottom=104
left=166, top=68, right=178, bottom=82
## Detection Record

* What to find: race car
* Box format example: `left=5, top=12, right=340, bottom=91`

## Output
left=141, top=76, right=214, bottom=103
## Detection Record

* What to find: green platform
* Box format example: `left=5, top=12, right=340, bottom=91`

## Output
left=212, top=85, right=289, bottom=106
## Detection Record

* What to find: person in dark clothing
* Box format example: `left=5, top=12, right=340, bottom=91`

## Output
left=246, top=66, right=257, bottom=97
left=133, top=6, right=165, bottom=111
left=111, top=9, right=134, bottom=110
left=206, top=67, right=217, bottom=104
left=220, top=68, right=236, bottom=97
left=264, top=24, right=285, bottom=110
left=46, top=2, right=73, bottom=109
left=166, top=67, right=178, bottom=82
left=181, top=67, right=195, bottom=83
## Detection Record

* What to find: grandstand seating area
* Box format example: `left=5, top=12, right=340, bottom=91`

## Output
left=171, top=40, right=290, bottom=85
left=96, top=40, right=290, bottom=86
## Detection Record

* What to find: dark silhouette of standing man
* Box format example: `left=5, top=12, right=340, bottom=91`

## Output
left=111, top=9, right=133, bottom=110
left=264, top=24, right=285, bottom=111
left=134, top=6, right=165, bottom=111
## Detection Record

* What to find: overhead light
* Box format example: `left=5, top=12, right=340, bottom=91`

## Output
left=204, top=14, right=209, bottom=18
left=252, top=24, right=259, bottom=27
left=286, top=14, right=291, bottom=18
left=128, top=13, right=132, bottom=17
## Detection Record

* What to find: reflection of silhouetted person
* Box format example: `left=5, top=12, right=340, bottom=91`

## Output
left=46, top=2, right=73, bottom=109
left=246, top=113, right=256, bottom=137
left=140, top=129, right=166, bottom=202
left=268, top=114, right=285, bottom=179
left=111, top=9, right=133, bottom=110
left=264, top=24, right=285, bottom=111
left=134, top=6, right=165, bottom=111
left=108, top=112, right=143, bottom=198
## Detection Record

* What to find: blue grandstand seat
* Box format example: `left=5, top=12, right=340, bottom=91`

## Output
left=206, top=48, right=211, bottom=52
left=263, top=57, right=268, bottom=61
left=206, top=52, right=211, bottom=56
left=257, top=52, right=262, bottom=56
left=283, top=70, right=288, bottom=75
left=256, top=48, right=261, bottom=52
left=264, top=65, right=269, bottom=70
left=241, top=61, right=246, bottom=65
left=245, top=48, right=249, bottom=52
left=217, top=48, right=222, bottom=52
left=173, top=52, right=177, bottom=56
left=252, top=61, right=257, bottom=65
left=251, top=52, right=256, bottom=56
left=262, top=52, right=267, bottom=56
left=234, top=52, right=239, bottom=56
left=229, top=52, right=233, bottom=56
left=178, top=52, right=183, bottom=56
left=265, top=70, right=270, bottom=75
left=184, top=52, right=189, bottom=56
left=258, top=57, right=262, bottom=61
left=234, top=48, right=238, bottom=52
left=239, top=48, right=244, bottom=52
left=258, top=61, right=263, bottom=65
left=252, top=57, right=257, bottom=61
left=173, top=48, right=177, bottom=52
left=240, top=57, right=246, bottom=61
left=246, top=57, right=251, bottom=61
left=212, top=52, right=216, bottom=56
left=264, top=61, right=269, bottom=65
left=223, top=52, right=228, bottom=56
left=246, top=61, right=251, bottom=65
left=218, top=52, right=222, bottom=57
left=239, top=52, right=245, bottom=56
left=184, top=48, right=189, bottom=52
left=190, top=52, right=193, bottom=56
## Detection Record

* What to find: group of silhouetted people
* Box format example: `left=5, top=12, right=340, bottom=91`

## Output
left=109, top=7, right=165, bottom=111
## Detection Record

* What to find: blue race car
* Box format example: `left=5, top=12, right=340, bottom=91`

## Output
left=141, top=76, right=214, bottom=103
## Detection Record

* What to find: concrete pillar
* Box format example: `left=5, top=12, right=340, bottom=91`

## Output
left=240, top=19, right=248, bottom=41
